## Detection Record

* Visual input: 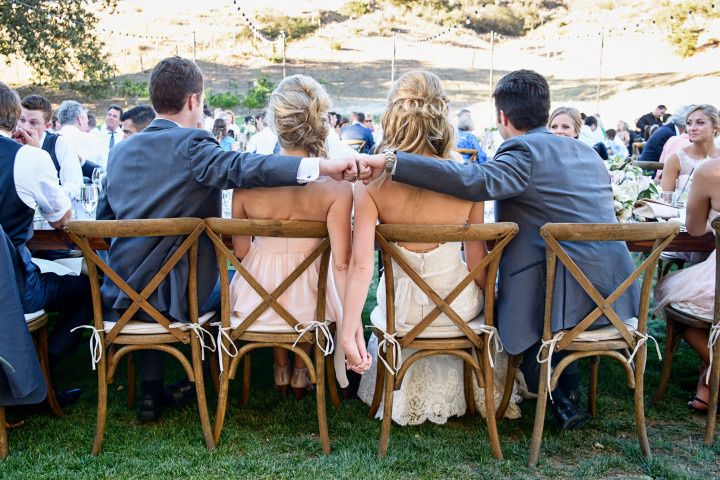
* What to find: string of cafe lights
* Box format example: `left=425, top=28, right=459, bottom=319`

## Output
left=231, top=0, right=277, bottom=44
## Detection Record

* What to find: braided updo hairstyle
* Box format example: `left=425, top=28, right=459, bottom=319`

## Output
left=266, top=74, right=330, bottom=158
left=378, top=70, right=454, bottom=158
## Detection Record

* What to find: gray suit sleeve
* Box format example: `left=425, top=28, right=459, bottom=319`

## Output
left=188, top=130, right=302, bottom=189
left=393, top=137, right=532, bottom=202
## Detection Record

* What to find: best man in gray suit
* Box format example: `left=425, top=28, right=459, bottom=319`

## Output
left=97, top=57, right=355, bottom=421
left=359, top=70, right=639, bottom=430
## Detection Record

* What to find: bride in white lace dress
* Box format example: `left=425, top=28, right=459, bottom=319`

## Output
left=341, top=70, right=521, bottom=425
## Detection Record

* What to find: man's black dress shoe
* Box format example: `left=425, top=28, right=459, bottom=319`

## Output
left=550, top=394, right=591, bottom=431
left=136, top=393, right=165, bottom=422
left=55, top=388, right=82, bottom=408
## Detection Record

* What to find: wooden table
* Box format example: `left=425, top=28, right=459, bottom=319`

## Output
left=28, top=227, right=716, bottom=253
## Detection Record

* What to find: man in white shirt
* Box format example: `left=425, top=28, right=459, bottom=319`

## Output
left=245, top=110, right=278, bottom=154
left=18, top=94, right=84, bottom=199
left=56, top=100, right=105, bottom=169
left=1, top=82, right=90, bottom=406
left=94, top=104, right=124, bottom=165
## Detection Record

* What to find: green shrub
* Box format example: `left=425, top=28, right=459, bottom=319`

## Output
left=256, top=13, right=318, bottom=41
left=241, top=74, right=275, bottom=111
left=340, top=0, right=372, bottom=17
left=654, top=0, right=719, bottom=57
left=117, top=79, right=148, bottom=98
left=330, top=40, right=343, bottom=50
left=207, top=90, right=241, bottom=109
left=467, top=5, right=525, bottom=36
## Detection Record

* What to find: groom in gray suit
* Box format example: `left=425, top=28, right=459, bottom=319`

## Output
left=360, top=70, right=638, bottom=429
left=97, top=57, right=356, bottom=421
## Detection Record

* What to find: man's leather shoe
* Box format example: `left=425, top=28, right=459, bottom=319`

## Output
left=136, top=393, right=165, bottom=422
left=550, top=396, right=591, bottom=431
left=55, top=388, right=82, bottom=408
left=165, top=379, right=195, bottom=408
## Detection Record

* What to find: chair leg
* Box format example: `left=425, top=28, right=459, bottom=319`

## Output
left=210, top=349, right=220, bottom=395
left=191, top=338, right=215, bottom=450
left=653, top=319, right=677, bottom=403
left=240, top=353, right=251, bottom=408
left=479, top=342, right=503, bottom=460
left=212, top=367, right=231, bottom=446
left=326, top=355, right=341, bottom=409
left=528, top=361, right=549, bottom=467
left=496, top=354, right=520, bottom=421
left=464, top=358, right=477, bottom=416
left=126, top=353, right=136, bottom=409
left=588, top=356, right=599, bottom=417
left=36, top=326, right=63, bottom=417
left=378, top=352, right=395, bottom=458
left=91, top=356, right=108, bottom=456
left=704, top=338, right=720, bottom=446
left=314, top=346, right=331, bottom=454
left=633, top=345, right=652, bottom=458
left=0, top=407, right=7, bottom=459
left=368, top=361, right=386, bottom=418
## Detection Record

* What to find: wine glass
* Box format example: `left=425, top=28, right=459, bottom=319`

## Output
left=80, top=185, right=99, bottom=217
left=92, top=167, right=106, bottom=191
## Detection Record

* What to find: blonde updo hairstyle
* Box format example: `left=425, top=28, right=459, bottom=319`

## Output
left=685, top=104, right=720, bottom=137
left=378, top=70, right=454, bottom=159
left=266, top=74, right=330, bottom=158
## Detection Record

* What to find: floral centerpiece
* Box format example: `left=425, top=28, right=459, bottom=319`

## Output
left=604, top=154, right=659, bottom=222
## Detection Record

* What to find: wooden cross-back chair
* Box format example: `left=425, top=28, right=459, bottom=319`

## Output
left=654, top=217, right=720, bottom=446
left=525, top=222, right=678, bottom=467
left=454, top=148, right=479, bottom=163
left=0, top=309, right=62, bottom=460
left=367, top=222, right=518, bottom=460
left=65, top=218, right=214, bottom=455
left=205, top=218, right=341, bottom=454
left=343, top=139, right=366, bottom=153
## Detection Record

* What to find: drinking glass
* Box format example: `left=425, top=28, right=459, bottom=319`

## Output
left=80, top=184, right=99, bottom=216
left=92, top=167, right=106, bottom=191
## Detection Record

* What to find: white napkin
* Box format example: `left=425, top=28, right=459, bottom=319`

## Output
left=633, top=199, right=681, bottom=220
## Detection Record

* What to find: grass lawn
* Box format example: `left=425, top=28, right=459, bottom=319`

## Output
left=1, top=257, right=719, bottom=479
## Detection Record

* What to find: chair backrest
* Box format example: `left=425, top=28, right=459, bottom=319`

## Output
left=454, top=148, right=478, bottom=163
left=343, top=139, right=366, bottom=152
left=540, top=222, right=678, bottom=351
left=65, top=218, right=205, bottom=345
left=375, top=223, right=518, bottom=350
left=204, top=218, right=331, bottom=339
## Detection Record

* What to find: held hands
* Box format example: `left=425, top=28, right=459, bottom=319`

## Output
left=342, top=320, right=372, bottom=373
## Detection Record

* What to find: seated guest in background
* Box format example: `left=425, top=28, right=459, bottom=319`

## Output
left=654, top=148, right=720, bottom=411
left=657, top=105, right=693, bottom=175
left=616, top=120, right=632, bottom=147
left=212, top=118, right=235, bottom=151
left=661, top=105, right=720, bottom=199
left=355, top=70, right=640, bottom=431
left=18, top=94, right=83, bottom=199
left=603, top=129, right=629, bottom=158
left=365, top=112, right=382, bottom=144
left=548, top=106, right=581, bottom=139
left=344, top=70, right=521, bottom=423
left=455, top=110, right=488, bottom=164
left=221, top=110, right=240, bottom=140
left=56, top=100, right=104, bottom=172
left=579, top=116, right=608, bottom=158
left=328, top=111, right=340, bottom=133
left=640, top=105, right=691, bottom=164
left=338, top=116, right=349, bottom=130
left=96, top=56, right=355, bottom=421
left=120, top=105, right=156, bottom=138
left=635, top=105, right=666, bottom=135
left=230, top=74, right=352, bottom=396
left=340, top=111, right=375, bottom=154
left=0, top=82, right=89, bottom=406
left=94, top=105, right=123, bottom=167
left=245, top=110, right=277, bottom=154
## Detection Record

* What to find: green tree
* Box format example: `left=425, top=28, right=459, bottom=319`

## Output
left=0, top=0, right=116, bottom=86
left=655, top=1, right=720, bottom=57
left=241, top=74, right=275, bottom=112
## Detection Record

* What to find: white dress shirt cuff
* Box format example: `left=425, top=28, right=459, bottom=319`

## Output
left=297, top=157, right=320, bottom=184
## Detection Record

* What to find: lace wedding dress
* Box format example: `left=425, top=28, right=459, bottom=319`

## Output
left=357, top=242, right=522, bottom=425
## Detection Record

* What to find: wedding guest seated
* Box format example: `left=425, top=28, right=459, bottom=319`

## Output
left=636, top=105, right=666, bottom=136
left=549, top=106, right=582, bottom=139
left=56, top=100, right=104, bottom=169
left=603, top=129, right=629, bottom=158
left=19, top=94, right=83, bottom=199
left=455, top=111, right=488, bottom=164
left=654, top=144, right=720, bottom=411
left=0, top=82, right=90, bottom=407
left=660, top=105, right=720, bottom=200
left=340, top=111, right=375, bottom=154
left=656, top=105, right=693, bottom=175
left=245, top=111, right=277, bottom=154
left=229, top=74, right=352, bottom=396
left=120, top=105, right=156, bottom=138
left=343, top=70, right=521, bottom=424
left=616, top=120, right=633, bottom=147
left=579, top=116, right=608, bottom=159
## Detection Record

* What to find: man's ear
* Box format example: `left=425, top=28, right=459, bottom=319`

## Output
left=499, top=110, right=509, bottom=127
left=44, top=121, right=52, bottom=131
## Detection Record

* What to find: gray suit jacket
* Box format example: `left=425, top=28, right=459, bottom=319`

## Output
left=97, top=119, right=302, bottom=322
left=394, top=127, right=639, bottom=354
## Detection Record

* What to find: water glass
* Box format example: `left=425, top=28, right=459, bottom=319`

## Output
left=80, top=185, right=99, bottom=216
left=92, top=167, right=106, bottom=191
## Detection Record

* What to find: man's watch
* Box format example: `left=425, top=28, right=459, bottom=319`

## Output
left=383, top=148, right=397, bottom=173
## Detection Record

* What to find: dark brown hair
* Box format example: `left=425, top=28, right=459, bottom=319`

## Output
left=0, top=82, right=21, bottom=131
left=149, top=57, right=204, bottom=114
left=21, top=94, right=52, bottom=122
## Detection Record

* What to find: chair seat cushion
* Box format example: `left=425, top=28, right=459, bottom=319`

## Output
left=372, top=314, right=489, bottom=339
left=669, top=302, right=714, bottom=322
left=24, top=310, right=45, bottom=323
left=103, top=311, right=216, bottom=335
left=565, top=318, right=639, bottom=342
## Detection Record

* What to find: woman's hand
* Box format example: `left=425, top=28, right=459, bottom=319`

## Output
left=342, top=320, right=372, bottom=373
